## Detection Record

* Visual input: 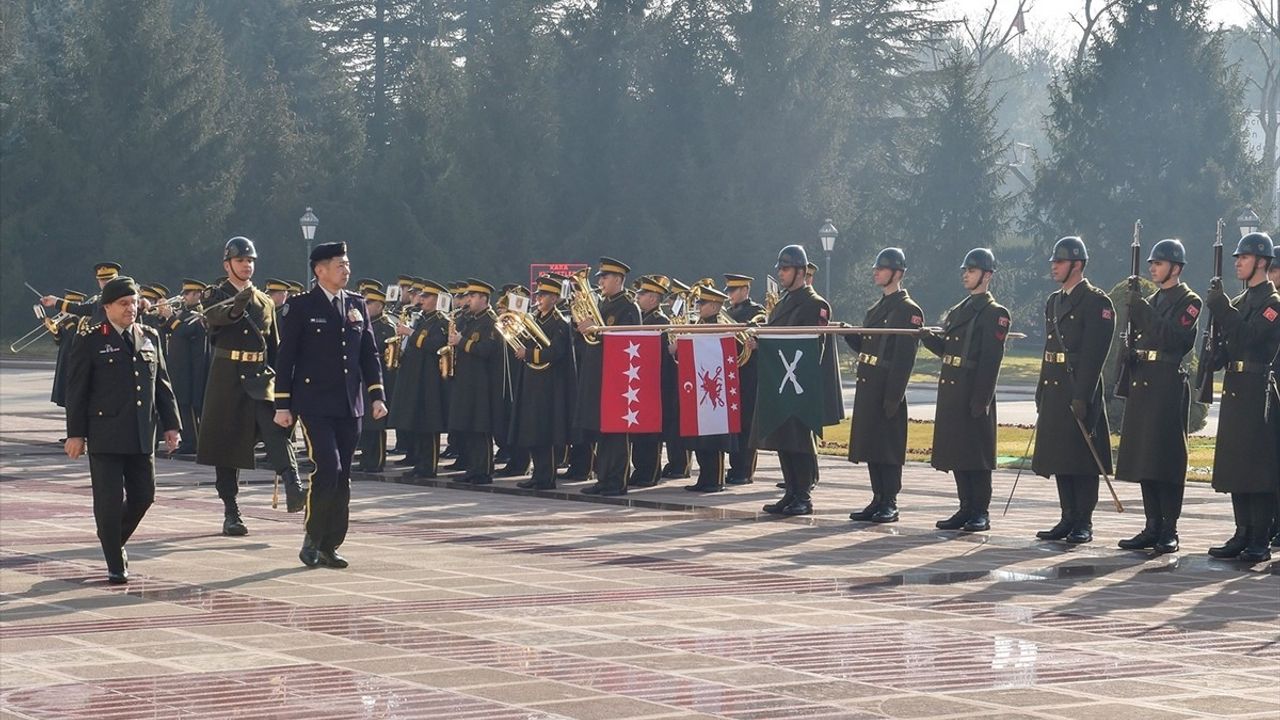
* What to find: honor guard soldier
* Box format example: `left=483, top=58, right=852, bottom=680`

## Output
left=49, top=289, right=88, bottom=408
left=723, top=274, right=766, bottom=485
left=659, top=277, right=694, bottom=480
left=629, top=275, right=673, bottom=488
left=1205, top=232, right=1280, bottom=562
left=274, top=242, right=386, bottom=569
left=846, top=248, right=923, bottom=523
left=574, top=258, right=641, bottom=495
left=356, top=282, right=397, bottom=472
left=388, top=280, right=451, bottom=477
left=198, top=236, right=304, bottom=534
left=754, top=245, right=831, bottom=515
left=1114, top=239, right=1201, bottom=554
left=64, top=277, right=180, bottom=583
left=1032, top=236, right=1115, bottom=545
left=682, top=285, right=738, bottom=492
left=165, top=279, right=210, bottom=455
left=920, top=249, right=1010, bottom=532
left=511, top=275, right=577, bottom=490
left=1269, top=244, right=1280, bottom=550
left=446, top=279, right=506, bottom=484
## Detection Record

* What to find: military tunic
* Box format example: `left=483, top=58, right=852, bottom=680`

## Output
left=751, top=285, right=828, bottom=453
left=1115, top=283, right=1201, bottom=484
left=844, top=289, right=923, bottom=465
left=447, top=308, right=506, bottom=434
left=388, top=310, right=450, bottom=434
left=1032, top=280, right=1115, bottom=478
left=165, top=305, right=209, bottom=451
left=1207, top=281, right=1280, bottom=494
left=508, top=308, right=575, bottom=448
left=49, top=314, right=84, bottom=407
left=572, top=291, right=642, bottom=434
left=920, top=292, right=1010, bottom=471
left=726, top=299, right=766, bottom=479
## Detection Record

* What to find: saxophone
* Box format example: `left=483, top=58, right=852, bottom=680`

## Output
left=384, top=305, right=414, bottom=371
left=437, top=309, right=459, bottom=379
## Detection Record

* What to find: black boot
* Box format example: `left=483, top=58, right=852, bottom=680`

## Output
left=1238, top=525, right=1273, bottom=563
left=851, top=468, right=882, bottom=522
left=1037, top=477, right=1075, bottom=540
left=937, top=474, right=970, bottom=530
left=871, top=464, right=902, bottom=522
left=1152, top=525, right=1179, bottom=555
left=1119, top=482, right=1160, bottom=550
left=281, top=468, right=306, bottom=513
left=1065, top=477, right=1097, bottom=544
left=222, top=504, right=248, bottom=536
left=1208, top=526, right=1249, bottom=559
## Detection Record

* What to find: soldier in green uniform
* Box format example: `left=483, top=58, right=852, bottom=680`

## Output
left=446, top=280, right=505, bottom=484
left=1205, top=232, right=1280, bottom=562
left=753, top=245, right=832, bottom=515
left=357, top=283, right=397, bottom=472
left=388, top=280, right=451, bottom=478
left=920, top=249, right=1010, bottom=532
left=165, top=280, right=210, bottom=455
left=723, top=274, right=766, bottom=485
left=511, top=275, right=576, bottom=490
left=629, top=275, right=674, bottom=488
left=1032, top=236, right=1115, bottom=546
left=846, top=248, right=924, bottom=524
left=197, top=237, right=304, bottom=535
left=574, top=258, right=641, bottom=496
left=1114, top=239, right=1201, bottom=554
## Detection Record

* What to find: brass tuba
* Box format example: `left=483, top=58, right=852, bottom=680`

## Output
left=496, top=310, right=550, bottom=354
left=568, top=268, right=605, bottom=341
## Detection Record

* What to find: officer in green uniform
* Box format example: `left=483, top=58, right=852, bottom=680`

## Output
left=846, top=248, right=924, bottom=524
left=1114, top=239, right=1201, bottom=554
left=920, top=248, right=1010, bottom=532
left=446, top=279, right=505, bottom=484
left=1205, top=232, right=1280, bottom=562
left=629, top=275, right=673, bottom=488
left=388, top=280, right=451, bottom=477
left=357, top=283, right=398, bottom=472
left=723, top=274, right=767, bottom=485
left=574, top=258, right=641, bottom=496
left=511, top=275, right=577, bottom=490
left=64, top=277, right=181, bottom=583
left=1032, top=236, right=1115, bottom=545
left=165, top=279, right=210, bottom=455
left=197, top=237, right=304, bottom=534
left=753, top=245, right=831, bottom=515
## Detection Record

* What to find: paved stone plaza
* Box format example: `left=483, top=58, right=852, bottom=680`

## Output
left=1, top=365, right=1277, bottom=719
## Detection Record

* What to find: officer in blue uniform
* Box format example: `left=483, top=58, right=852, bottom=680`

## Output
left=64, top=277, right=181, bottom=583
left=274, top=242, right=387, bottom=569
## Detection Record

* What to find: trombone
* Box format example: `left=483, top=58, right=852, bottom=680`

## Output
left=10, top=305, right=71, bottom=353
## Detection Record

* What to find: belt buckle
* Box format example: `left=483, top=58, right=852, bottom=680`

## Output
left=230, top=350, right=241, bottom=361
left=1229, top=361, right=1244, bottom=372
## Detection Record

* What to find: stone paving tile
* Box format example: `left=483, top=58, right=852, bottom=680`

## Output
left=2, top=368, right=1279, bottom=720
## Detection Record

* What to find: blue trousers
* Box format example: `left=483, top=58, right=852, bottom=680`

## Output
left=299, top=414, right=360, bottom=552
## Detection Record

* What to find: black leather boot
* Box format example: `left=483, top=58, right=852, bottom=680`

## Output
left=1208, top=526, right=1248, bottom=559
left=1238, top=526, right=1273, bottom=563
left=1037, top=478, right=1074, bottom=540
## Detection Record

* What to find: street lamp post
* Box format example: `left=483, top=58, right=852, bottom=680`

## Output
left=1236, top=206, right=1260, bottom=238
left=299, top=207, right=318, bottom=286
left=818, top=218, right=838, bottom=298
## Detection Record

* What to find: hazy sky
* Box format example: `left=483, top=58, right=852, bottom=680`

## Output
left=941, top=0, right=1260, bottom=46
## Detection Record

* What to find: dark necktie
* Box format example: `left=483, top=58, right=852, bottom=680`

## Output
left=332, top=295, right=342, bottom=317
left=122, top=327, right=135, bottom=355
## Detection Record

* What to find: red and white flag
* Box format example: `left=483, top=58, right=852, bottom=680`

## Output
left=600, top=332, right=663, bottom=433
left=677, top=334, right=741, bottom=437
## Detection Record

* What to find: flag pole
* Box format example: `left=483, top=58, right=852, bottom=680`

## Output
left=594, top=324, right=1026, bottom=339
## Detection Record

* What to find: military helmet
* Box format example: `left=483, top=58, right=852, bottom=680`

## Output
left=1051, top=236, right=1088, bottom=262
left=223, top=236, right=257, bottom=260
left=961, top=248, right=996, bottom=272
left=1147, top=238, right=1186, bottom=265
left=775, top=244, right=808, bottom=270
left=1233, top=231, right=1275, bottom=259
left=873, top=247, right=907, bottom=272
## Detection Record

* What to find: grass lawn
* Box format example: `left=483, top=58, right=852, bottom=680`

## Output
left=818, top=418, right=1215, bottom=483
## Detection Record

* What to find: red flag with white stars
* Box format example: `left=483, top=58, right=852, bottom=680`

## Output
left=600, top=332, right=662, bottom=433
left=676, top=334, right=742, bottom=437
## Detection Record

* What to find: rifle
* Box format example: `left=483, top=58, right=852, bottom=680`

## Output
left=1114, top=219, right=1141, bottom=399
left=1194, top=219, right=1224, bottom=404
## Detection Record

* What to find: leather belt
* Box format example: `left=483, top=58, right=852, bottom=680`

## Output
left=214, top=348, right=265, bottom=362
left=1226, top=360, right=1268, bottom=374
left=857, top=352, right=879, bottom=367
left=1133, top=349, right=1179, bottom=363
left=941, top=354, right=966, bottom=368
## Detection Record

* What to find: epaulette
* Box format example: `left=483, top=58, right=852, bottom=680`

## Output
left=77, top=318, right=96, bottom=336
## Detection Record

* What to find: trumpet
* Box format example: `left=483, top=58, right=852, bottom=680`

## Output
left=9, top=305, right=71, bottom=353
left=764, top=276, right=780, bottom=316
left=496, top=309, right=551, bottom=355
left=569, top=268, right=605, bottom=341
